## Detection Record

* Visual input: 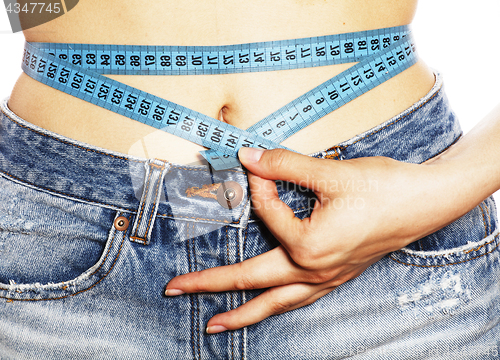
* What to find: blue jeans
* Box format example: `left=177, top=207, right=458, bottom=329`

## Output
left=0, top=73, right=499, bottom=359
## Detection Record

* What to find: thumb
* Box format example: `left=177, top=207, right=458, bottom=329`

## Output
left=238, top=147, right=330, bottom=192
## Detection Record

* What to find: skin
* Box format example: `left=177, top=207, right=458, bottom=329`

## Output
left=9, top=0, right=434, bottom=163
left=8, top=0, right=493, bottom=335
left=167, top=103, right=500, bottom=333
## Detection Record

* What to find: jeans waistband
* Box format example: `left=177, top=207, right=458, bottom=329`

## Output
left=0, top=72, right=461, bottom=224
left=312, top=72, right=461, bottom=162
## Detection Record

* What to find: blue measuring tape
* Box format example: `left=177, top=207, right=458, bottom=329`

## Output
left=29, top=26, right=411, bottom=75
left=21, top=26, right=417, bottom=170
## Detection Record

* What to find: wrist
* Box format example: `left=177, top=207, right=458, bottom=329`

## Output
left=420, top=151, right=494, bottom=232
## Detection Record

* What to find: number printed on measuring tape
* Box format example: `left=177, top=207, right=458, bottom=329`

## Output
left=200, top=33, right=418, bottom=169
left=22, top=26, right=418, bottom=170
left=22, top=42, right=287, bottom=161
left=31, top=26, right=410, bottom=75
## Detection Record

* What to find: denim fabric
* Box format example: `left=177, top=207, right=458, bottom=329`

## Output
left=0, top=73, right=499, bottom=359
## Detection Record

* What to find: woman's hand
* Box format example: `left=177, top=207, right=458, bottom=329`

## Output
left=165, top=140, right=496, bottom=334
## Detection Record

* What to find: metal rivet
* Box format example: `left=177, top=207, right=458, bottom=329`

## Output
left=114, top=216, right=129, bottom=231
left=217, top=181, right=244, bottom=209
left=224, top=188, right=236, bottom=201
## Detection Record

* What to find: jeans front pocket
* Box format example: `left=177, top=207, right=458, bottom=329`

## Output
left=390, top=196, right=499, bottom=267
left=0, top=175, right=127, bottom=301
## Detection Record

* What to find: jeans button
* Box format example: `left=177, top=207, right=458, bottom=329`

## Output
left=217, top=181, right=244, bottom=209
left=114, top=216, right=129, bottom=231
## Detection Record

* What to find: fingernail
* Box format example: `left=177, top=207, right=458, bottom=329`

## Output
left=165, top=289, right=185, bottom=296
left=206, top=325, right=228, bottom=334
left=238, top=147, right=264, bottom=164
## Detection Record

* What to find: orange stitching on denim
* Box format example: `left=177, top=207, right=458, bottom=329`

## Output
left=171, top=165, right=243, bottom=174
left=483, top=199, right=492, bottom=236
left=241, top=226, right=248, bottom=360
left=324, top=152, right=339, bottom=160
left=479, top=203, right=488, bottom=239
left=188, top=223, right=201, bottom=360
left=402, top=233, right=498, bottom=258
left=56, top=213, right=125, bottom=287
left=242, top=227, right=248, bottom=262
left=158, top=185, right=250, bottom=225
left=142, top=162, right=166, bottom=244
left=87, top=218, right=119, bottom=277
left=185, top=183, right=221, bottom=200
left=220, top=223, right=236, bottom=359
left=196, top=295, right=201, bottom=360
left=236, top=227, right=241, bottom=263
left=185, top=225, right=196, bottom=359
left=322, top=86, right=443, bottom=155
left=391, top=233, right=499, bottom=261
left=231, top=325, right=235, bottom=360
left=422, top=134, right=462, bottom=163
left=347, top=87, right=442, bottom=148
left=237, top=197, right=251, bottom=223
left=389, top=237, right=499, bottom=268
left=485, top=199, right=491, bottom=220
left=186, top=225, right=192, bottom=273
left=226, top=226, right=230, bottom=266
left=129, top=236, right=147, bottom=245
left=1, top=215, right=129, bottom=302
left=149, top=163, right=165, bottom=169
left=0, top=168, right=137, bottom=212
left=241, top=322, right=245, bottom=360
left=464, top=233, right=498, bottom=254
left=294, top=205, right=308, bottom=213
left=133, top=166, right=154, bottom=239
left=324, top=146, right=346, bottom=160
left=193, top=227, right=201, bottom=360
left=189, top=292, right=196, bottom=359
left=0, top=168, right=238, bottom=225
left=158, top=214, right=232, bottom=223
left=226, top=223, right=235, bottom=360
left=1, top=108, right=142, bottom=164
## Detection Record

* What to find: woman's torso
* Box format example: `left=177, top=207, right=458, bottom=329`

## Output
left=8, top=0, right=435, bottom=164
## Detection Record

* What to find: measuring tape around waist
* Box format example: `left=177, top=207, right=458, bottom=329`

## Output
left=21, top=26, right=418, bottom=170
left=30, top=26, right=410, bottom=75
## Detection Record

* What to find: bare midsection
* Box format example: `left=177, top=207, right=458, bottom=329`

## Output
left=9, top=0, right=434, bottom=164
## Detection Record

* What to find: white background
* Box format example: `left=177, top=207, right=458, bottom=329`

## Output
left=0, top=2, right=499, bottom=200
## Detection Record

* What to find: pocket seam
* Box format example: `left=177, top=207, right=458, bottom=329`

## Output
left=389, top=232, right=499, bottom=268
left=0, top=214, right=129, bottom=302
left=479, top=200, right=489, bottom=238
left=0, top=170, right=136, bottom=213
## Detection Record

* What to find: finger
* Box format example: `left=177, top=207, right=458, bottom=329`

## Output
left=275, top=286, right=336, bottom=314
left=238, top=147, right=333, bottom=192
left=205, top=282, right=326, bottom=334
left=166, top=246, right=307, bottom=295
left=247, top=173, right=305, bottom=244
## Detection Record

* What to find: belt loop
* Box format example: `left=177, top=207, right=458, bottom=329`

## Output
left=323, top=145, right=346, bottom=161
left=130, top=159, right=170, bottom=245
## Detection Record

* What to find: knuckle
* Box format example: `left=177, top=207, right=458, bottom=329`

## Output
left=233, top=272, right=256, bottom=291
left=289, top=247, right=323, bottom=271
left=308, top=270, right=336, bottom=284
left=262, top=149, right=291, bottom=173
left=330, top=274, right=353, bottom=287
left=269, top=299, right=293, bottom=314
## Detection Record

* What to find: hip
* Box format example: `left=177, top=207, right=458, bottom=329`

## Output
left=0, top=72, right=499, bottom=359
